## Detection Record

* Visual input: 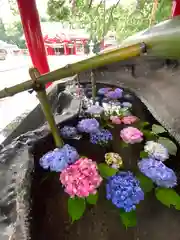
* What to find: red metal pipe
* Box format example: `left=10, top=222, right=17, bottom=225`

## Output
left=172, top=0, right=180, bottom=16
left=16, top=0, right=51, bottom=86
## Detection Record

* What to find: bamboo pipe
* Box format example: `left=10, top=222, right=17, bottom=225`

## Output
left=29, top=68, right=63, bottom=148
left=0, top=43, right=145, bottom=99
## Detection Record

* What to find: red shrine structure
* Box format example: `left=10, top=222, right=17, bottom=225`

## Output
left=16, top=0, right=180, bottom=87
left=43, top=28, right=89, bottom=56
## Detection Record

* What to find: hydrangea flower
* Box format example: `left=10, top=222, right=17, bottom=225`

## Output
left=120, top=127, right=143, bottom=144
left=106, top=171, right=144, bottom=212
left=39, top=144, right=79, bottom=172
left=138, top=158, right=177, bottom=188
left=110, top=116, right=122, bottom=124
left=86, top=105, right=104, bottom=115
left=105, top=88, right=123, bottom=99
left=144, top=141, right=169, bottom=161
left=77, top=118, right=99, bottom=133
left=98, top=87, right=112, bottom=96
left=105, top=152, right=123, bottom=169
left=60, top=157, right=102, bottom=197
left=122, top=102, right=132, bottom=108
left=90, top=128, right=113, bottom=145
left=121, top=116, right=139, bottom=125
left=60, top=126, right=78, bottom=139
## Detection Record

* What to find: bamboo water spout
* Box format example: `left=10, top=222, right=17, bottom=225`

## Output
left=0, top=43, right=146, bottom=100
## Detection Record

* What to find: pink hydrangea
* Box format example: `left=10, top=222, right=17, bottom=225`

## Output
left=120, top=127, right=143, bottom=144
left=121, top=116, right=139, bottom=125
left=60, top=158, right=102, bottom=197
left=110, top=116, right=121, bottom=124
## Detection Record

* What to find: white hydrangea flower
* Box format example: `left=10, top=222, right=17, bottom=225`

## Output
left=144, top=141, right=169, bottom=161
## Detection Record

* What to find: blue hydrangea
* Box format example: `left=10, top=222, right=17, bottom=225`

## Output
left=60, top=126, right=78, bottom=139
left=39, top=144, right=79, bottom=172
left=90, top=128, right=113, bottom=145
left=106, top=171, right=144, bottom=212
left=98, top=87, right=112, bottom=96
left=138, top=158, right=177, bottom=188
left=77, top=118, right=99, bottom=133
left=122, top=102, right=132, bottom=108
left=106, top=88, right=123, bottom=99
left=86, top=105, right=104, bottom=115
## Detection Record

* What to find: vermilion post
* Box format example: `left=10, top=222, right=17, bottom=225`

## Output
left=16, top=0, right=51, bottom=87
left=172, top=0, right=180, bottom=16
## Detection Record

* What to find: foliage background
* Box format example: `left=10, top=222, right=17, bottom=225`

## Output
left=0, top=0, right=172, bottom=48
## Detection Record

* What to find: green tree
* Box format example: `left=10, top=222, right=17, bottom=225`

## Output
left=0, top=18, right=8, bottom=42
left=47, top=0, right=121, bottom=41
left=47, top=0, right=70, bottom=21
left=8, top=0, right=19, bottom=15
left=5, top=21, right=26, bottom=48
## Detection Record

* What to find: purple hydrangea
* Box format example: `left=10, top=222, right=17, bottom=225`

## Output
left=39, top=144, right=79, bottom=172
left=77, top=118, right=99, bottom=133
left=106, top=88, right=123, bottom=99
left=60, top=126, right=78, bottom=139
left=106, top=171, right=144, bottom=212
left=122, top=102, right=132, bottom=108
left=86, top=105, right=104, bottom=115
left=138, top=158, right=177, bottom=188
left=90, top=128, right=113, bottom=145
left=98, top=87, right=112, bottom=96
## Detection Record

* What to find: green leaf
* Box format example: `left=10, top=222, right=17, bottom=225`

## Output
left=120, top=141, right=129, bottom=148
left=68, top=197, right=86, bottom=222
left=86, top=193, right=98, bottom=205
left=140, top=151, right=149, bottom=158
left=143, top=130, right=156, bottom=140
left=120, top=209, right=137, bottom=228
left=155, top=188, right=180, bottom=210
left=136, top=173, right=154, bottom=193
left=98, top=163, right=118, bottom=178
left=152, top=124, right=166, bottom=134
left=107, top=123, right=114, bottom=128
left=138, top=121, right=150, bottom=129
left=158, top=137, right=177, bottom=156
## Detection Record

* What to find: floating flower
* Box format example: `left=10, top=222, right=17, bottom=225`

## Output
left=60, top=126, right=78, bottom=139
left=110, top=116, right=122, bottom=124
left=106, top=171, right=144, bottom=212
left=98, top=87, right=112, bottom=96
left=60, top=158, right=102, bottom=197
left=39, top=144, right=79, bottom=172
left=144, top=141, right=169, bottom=161
left=86, top=105, right=104, bottom=115
left=120, top=127, right=143, bottom=144
left=77, top=118, right=99, bottom=133
left=105, top=88, right=123, bottom=99
left=105, top=152, right=123, bottom=169
left=121, top=116, right=139, bottom=125
left=138, top=158, right=177, bottom=188
left=122, top=102, right=132, bottom=108
left=90, top=128, right=113, bottom=145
